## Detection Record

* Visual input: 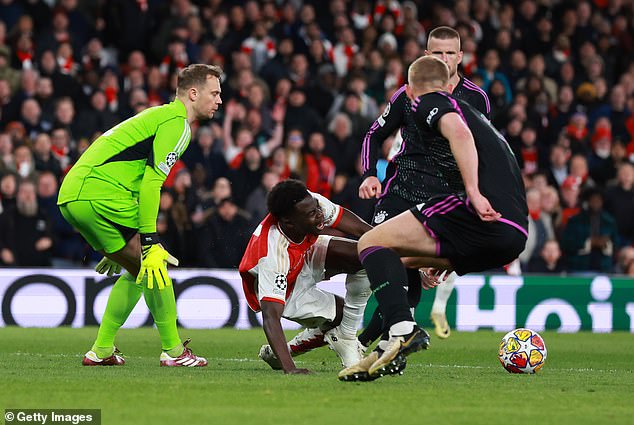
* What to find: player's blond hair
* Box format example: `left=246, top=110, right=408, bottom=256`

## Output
left=176, top=64, right=223, bottom=95
left=408, top=56, right=450, bottom=91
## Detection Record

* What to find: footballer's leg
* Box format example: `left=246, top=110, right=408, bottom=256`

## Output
left=321, top=238, right=369, bottom=367
left=430, top=271, right=457, bottom=339
left=60, top=200, right=141, bottom=365
left=355, top=211, right=437, bottom=378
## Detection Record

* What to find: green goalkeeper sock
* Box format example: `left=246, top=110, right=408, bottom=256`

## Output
left=93, top=272, right=143, bottom=358
left=142, top=282, right=183, bottom=355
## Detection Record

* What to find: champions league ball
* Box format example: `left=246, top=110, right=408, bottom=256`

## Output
left=498, top=328, right=547, bottom=374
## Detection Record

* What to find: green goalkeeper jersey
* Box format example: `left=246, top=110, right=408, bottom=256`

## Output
left=58, top=99, right=191, bottom=234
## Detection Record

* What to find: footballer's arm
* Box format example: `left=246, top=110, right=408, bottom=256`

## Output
left=333, top=208, right=372, bottom=239
left=438, top=113, right=500, bottom=222
left=260, top=300, right=310, bottom=375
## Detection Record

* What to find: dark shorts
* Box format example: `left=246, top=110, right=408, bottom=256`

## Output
left=410, top=194, right=527, bottom=275
left=372, top=194, right=415, bottom=225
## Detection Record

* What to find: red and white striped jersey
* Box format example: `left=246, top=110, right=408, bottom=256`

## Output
left=239, top=192, right=343, bottom=312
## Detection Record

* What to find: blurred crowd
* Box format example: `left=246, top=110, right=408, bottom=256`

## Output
left=0, top=0, right=633, bottom=276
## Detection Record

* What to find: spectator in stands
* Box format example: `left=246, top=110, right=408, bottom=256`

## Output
left=325, top=112, right=358, bottom=177
left=519, top=188, right=552, bottom=269
left=181, top=126, right=228, bottom=189
left=32, top=133, right=62, bottom=179
left=305, top=131, right=336, bottom=199
left=0, top=171, right=17, bottom=213
left=562, top=188, right=618, bottom=273
left=559, top=175, right=582, bottom=231
left=283, top=85, right=322, bottom=136
left=604, top=162, right=634, bottom=246
left=13, top=145, right=37, bottom=180
left=230, top=144, right=265, bottom=207
left=0, top=131, right=13, bottom=174
left=245, top=170, right=280, bottom=229
left=20, top=98, right=52, bottom=140
left=0, top=179, right=53, bottom=266
left=527, top=239, right=566, bottom=274
left=198, top=196, right=251, bottom=268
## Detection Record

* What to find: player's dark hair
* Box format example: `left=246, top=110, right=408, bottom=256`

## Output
left=177, top=64, right=223, bottom=95
left=427, top=26, right=461, bottom=49
left=267, top=179, right=310, bottom=219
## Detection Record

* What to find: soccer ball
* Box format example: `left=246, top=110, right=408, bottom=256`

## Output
left=498, top=328, right=547, bottom=374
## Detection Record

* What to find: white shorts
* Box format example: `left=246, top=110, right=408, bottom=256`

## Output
left=282, top=235, right=337, bottom=328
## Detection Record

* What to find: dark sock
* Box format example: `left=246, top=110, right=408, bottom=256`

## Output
left=359, top=247, right=413, bottom=329
left=406, top=268, right=422, bottom=308
left=358, top=308, right=384, bottom=347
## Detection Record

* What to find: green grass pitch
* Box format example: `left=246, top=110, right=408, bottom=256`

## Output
left=1, top=327, right=633, bottom=425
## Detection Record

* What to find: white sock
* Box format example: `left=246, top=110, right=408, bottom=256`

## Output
left=389, top=320, right=416, bottom=337
left=431, top=271, right=457, bottom=315
left=339, top=270, right=371, bottom=339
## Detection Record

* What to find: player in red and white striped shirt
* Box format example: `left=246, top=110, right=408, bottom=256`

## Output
left=239, top=180, right=372, bottom=374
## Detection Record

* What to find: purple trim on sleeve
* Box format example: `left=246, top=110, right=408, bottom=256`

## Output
left=362, top=121, right=380, bottom=172
left=380, top=131, right=408, bottom=197
left=462, top=78, right=491, bottom=115
left=380, top=168, right=399, bottom=197
left=390, top=85, right=407, bottom=103
left=438, top=92, right=467, bottom=124
left=497, top=218, right=529, bottom=238
left=359, top=246, right=386, bottom=263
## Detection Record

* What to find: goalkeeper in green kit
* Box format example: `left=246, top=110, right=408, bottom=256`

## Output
left=58, top=64, right=223, bottom=367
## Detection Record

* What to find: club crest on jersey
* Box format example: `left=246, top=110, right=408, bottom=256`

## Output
left=273, top=274, right=287, bottom=295
left=426, top=107, right=438, bottom=125
left=374, top=210, right=388, bottom=224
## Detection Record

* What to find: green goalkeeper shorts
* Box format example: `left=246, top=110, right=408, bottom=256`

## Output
left=59, top=199, right=139, bottom=254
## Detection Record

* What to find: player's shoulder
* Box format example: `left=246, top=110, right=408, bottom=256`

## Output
left=456, top=77, right=490, bottom=108
left=414, top=91, right=456, bottom=111
left=142, top=100, right=188, bottom=126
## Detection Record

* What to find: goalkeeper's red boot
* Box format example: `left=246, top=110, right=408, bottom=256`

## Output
left=82, top=347, right=125, bottom=366
left=159, top=338, right=208, bottom=367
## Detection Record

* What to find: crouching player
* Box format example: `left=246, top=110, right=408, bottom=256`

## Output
left=239, top=180, right=372, bottom=374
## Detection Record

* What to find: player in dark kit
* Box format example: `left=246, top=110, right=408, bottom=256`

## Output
left=358, top=26, right=491, bottom=345
left=340, top=56, right=527, bottom=381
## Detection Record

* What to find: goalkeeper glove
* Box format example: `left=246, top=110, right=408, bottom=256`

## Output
left=95, top=257, right=122, bottom=276
left=137, top=233, right=179, bottom=290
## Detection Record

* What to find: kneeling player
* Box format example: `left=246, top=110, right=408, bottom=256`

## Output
left=240, top=180, right=372, bottom=374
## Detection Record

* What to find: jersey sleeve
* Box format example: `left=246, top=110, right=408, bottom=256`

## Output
left=412, top=92, right=460, bottom=132
left=310, top=191, right=343, bottom=227
left=257, top=250, right=290, bottom=305
left=138, top=117, right=192, bottom=234
left=361, top=86, right=407, bottom=178
left=471, top=91, right=491, bottom=120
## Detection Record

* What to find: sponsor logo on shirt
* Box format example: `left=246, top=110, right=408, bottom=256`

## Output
left=426, top=107, right=438, bottom=125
